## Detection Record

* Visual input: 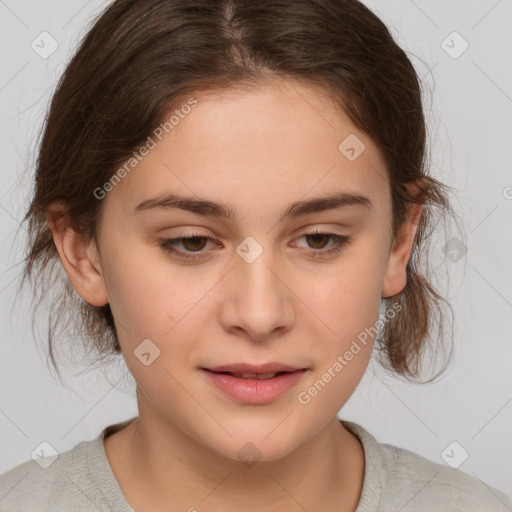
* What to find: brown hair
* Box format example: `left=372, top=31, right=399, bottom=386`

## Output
left=18, top=0, right=458, bottom=383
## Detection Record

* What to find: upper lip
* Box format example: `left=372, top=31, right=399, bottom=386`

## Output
left=203, top=363, right=305, bottom=374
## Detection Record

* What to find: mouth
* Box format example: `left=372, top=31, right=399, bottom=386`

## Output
left=203, top=362, right=305, bottom=374
left=200, top=363, right=308, bottom=404
left=204, top=370, right=292, bottom=380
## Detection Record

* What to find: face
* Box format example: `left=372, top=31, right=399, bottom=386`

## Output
left=51, top=79, right=420, bottom=462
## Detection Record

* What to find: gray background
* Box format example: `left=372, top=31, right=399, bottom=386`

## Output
left=1, top=0, right=511, bottom=499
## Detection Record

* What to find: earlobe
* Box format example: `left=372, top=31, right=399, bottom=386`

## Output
left=47, top=203, right=109, bottom=307
left=381, top=200, right=423, bottom=299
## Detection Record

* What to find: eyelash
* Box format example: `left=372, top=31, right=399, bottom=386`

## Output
left=158, top=230, right=352, bottom=261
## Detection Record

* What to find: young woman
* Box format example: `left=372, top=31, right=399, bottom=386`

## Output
left=1, top=1, right=510, bottom=511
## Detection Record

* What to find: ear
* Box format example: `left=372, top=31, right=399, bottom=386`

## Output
left=381, top=183, right=424, bottom=298
left=47, top=201, right=109, bottom=307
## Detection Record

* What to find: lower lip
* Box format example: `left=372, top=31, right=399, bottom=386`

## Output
left=201, top=369, right=307, bottom=404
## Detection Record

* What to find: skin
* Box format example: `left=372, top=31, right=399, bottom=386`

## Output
left=47, top=79, right=423, bottom=512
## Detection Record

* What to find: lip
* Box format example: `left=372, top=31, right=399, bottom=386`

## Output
left=201, top=363, right=307, bottom=404
left=205, top=362, right=303, bottom=374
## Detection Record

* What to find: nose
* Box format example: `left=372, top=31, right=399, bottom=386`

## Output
left=218, top=247, right=295, bottom=342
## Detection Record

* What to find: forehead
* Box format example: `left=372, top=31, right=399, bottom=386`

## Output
left=109, top=79, right=390, bottom=219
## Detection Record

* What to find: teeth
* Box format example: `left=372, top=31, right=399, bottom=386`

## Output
left=232, top=372, right=279, bottom=379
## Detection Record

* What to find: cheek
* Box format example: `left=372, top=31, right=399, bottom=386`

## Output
left=101, top=240, right=204, bottom=336
left=298, top=247, right=385, bottom=337
left=292, top=247, right=384, bottom=405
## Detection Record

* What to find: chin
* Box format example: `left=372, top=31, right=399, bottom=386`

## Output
left=201, top=425, right=301, bottom=465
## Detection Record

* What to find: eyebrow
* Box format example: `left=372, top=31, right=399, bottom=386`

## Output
left=133, top=191, right=372, bottom=222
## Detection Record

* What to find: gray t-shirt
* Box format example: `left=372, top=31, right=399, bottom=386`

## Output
left=1, top=417, right=511, bottom=511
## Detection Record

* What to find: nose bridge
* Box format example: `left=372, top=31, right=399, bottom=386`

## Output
left=239, top=248, right=280, bottom=303
left=223, top=238, right=293, bottom=339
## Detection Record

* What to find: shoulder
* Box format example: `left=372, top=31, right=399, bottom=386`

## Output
left=0, top=437, right=99, bottom=512
left=343, top=420, right=512, bottom=512
left=380, top=442, right=512, bottom=510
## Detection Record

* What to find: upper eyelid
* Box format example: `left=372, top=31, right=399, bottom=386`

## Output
left=167, top=230, right=345, bottom=249
left=171, top=230, right=342, bottom=241
left=167, top=225, right=348, bottom=239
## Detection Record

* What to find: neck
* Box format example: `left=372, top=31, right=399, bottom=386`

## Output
left=104, top=400, right=365, bottom=512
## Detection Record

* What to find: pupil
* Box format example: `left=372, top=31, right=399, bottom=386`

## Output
left=184, top=237, right=206, bottom=251
left=308, top=233, right=328, bottom=249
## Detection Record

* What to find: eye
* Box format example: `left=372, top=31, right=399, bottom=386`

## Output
left=158, top=229, right=352, bottom=262
left=294, top=230, right=352, bottom=258
left=158, top=232, right=216, bottom=261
